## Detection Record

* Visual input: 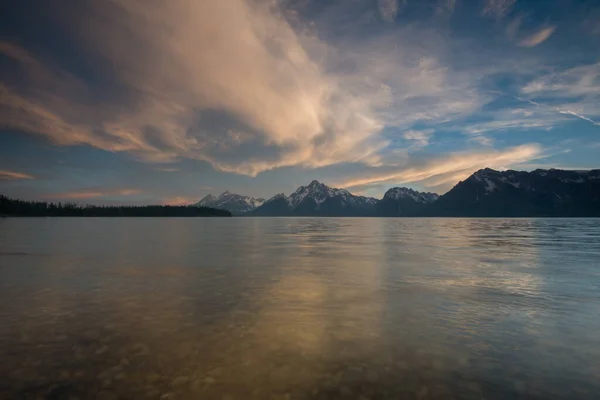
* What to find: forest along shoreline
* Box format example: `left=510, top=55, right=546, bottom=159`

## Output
left=0, top=195, right=231, bottom=217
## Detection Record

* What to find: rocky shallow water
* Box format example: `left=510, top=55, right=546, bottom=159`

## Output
left=1, top=217, right=600, bottom=399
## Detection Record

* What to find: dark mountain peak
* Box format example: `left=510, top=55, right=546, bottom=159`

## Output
left=195, top=191, right=265, bottom=214
left=472, top=167, right=500, bottom=177
left=252, top=180, right=376, bottom=216
left=266, top=193, right=287, bottom=202
left=383, top=187, right=439, bottom=204
left=306, top=180, right=328, bottom=190
left=384, top=186, right=417, bottom=195
left=195, top=194, right=217, bottom=207
left=197, top=194, right=217, bottom=204
left=434, top=167, right=600, bottom=217
left=289, top=181, right=335, bottom=207
left=533, top=168, right=600, bottom=177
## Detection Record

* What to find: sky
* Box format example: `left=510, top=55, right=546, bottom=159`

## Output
left=0, top=0, right=599, bottom=204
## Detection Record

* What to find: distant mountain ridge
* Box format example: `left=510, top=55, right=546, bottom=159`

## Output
left=195, top=191, right=265, bottom=215
left=253, top=180, right=378, bottom=216
left=197, top=168, right=600, bottom=217
left=376, top=187, right=439, bottom=217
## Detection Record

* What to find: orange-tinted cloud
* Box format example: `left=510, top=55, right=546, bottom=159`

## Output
left=162, top=196, right=195, bottom=206
left=0, top=170, right=35, bottom=181
left=47, top=191, right=105, bottom=200
left=338, top=144, right=543, bottom=192
left=0, top=1, right=492, bottom=176
left=45, top=188, right=142, bottom=200
left=518, top=26, right=556, bottom=47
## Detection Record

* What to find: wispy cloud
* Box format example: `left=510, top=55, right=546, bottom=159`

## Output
left=558, top=110, right=600, bottom=126
left=482, top=0, right=516, bottom=19
left=459, top=110, right=567, bottom=134
left=45, top=188, right=142, bottom=200
left=468, top=135, right=495, bottom=146
left=162, top=196, right=195, bottom=206
left=582, top=7, right=600, bottom=36
left=114, top=189, right=142, bottom=196
left=518, top=26, right=556, bottom=47
left=378, top=0, right=402, bottom=22
left=47, top=191, right=105, bottom=200
left=337, top=144, right=544, bottom=192
left=0, top=170, right=35, bottom=181
left=435, top=0, right=456, bottom=16
left=520, top=63, right=600, bottom=127
left=506, top=14, right=523, bottom=40
left=522, top=62, right=600, bottom=97
left=403, top=129, right=434, bottom=149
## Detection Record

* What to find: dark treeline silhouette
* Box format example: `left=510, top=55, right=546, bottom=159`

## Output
left=0, top=195, right=231, bottom=217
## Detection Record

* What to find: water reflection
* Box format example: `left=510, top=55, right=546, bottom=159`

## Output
left=1, top=218, right=600, bottom=399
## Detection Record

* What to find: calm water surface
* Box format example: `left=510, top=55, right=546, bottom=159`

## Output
left=1, top=218, right=600, bottom=399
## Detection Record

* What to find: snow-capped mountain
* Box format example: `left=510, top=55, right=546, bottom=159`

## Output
left=252, top=180, right=431, bottom=216
left=251, top=193, right=292, bottom=216
left=288, top=180, right=377, bottom=213
left=432, top=168, right=600, bottom=217
left=195, top=191, right=265, bottom=214
left=286, top=180, right=371, bottom=207
left=383, top=187, right=439, bottom=203
left=376, top=187, right=440, bottom=216
left=197, top=168, right=600, bottom=217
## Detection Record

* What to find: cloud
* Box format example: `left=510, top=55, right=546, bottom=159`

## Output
left=378, top=0, right=402, bottom=22
left=459, top=110, right=568, bottom=134
left=114, top=189, right=142, bottom=196
left=558, top=110, right=600, bottom=126
left=482, top=0, right=516, bottom=19
left=47, top=191, right=105, bottom=200
left=45, top=188, right=142, bottom=200
left=78, top=0, right=398, bottom=173
left=522, top=63, right=600, bottom=97
left=337, top=144, right=544, bottom=192
left=402, top=129, right=434, bottom=149
left=518, top=26, right=556, bottom=47
left=434, top=99, right=571, bottom=146
left=0, top=170, right=35, bottom=181
left=0, top=1, right=393, bottom=174
left=2, top=0, right=585, bottom=197
left=435, top=0, right=456, bottom=16
left=581, top=7, right=600, bottom=36
left=506, top=15, right=523, bottom=40
left=520, top=63, right=600, bottom=127
left=468, top=135, right=494, bottom=146
left=0, top=0, right=499, bottom=177
left=162, top=196, right=195, bottom=206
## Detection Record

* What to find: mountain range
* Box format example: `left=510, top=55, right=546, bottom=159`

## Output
left=195, top=191, right=265, bottom=215
left=196, top=168, right=600, bottom=217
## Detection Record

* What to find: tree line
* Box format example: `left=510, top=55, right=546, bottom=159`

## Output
left=0, top=195, right=231, bottom=217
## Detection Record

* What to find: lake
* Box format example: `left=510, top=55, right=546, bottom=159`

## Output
left=1, top=217, right=600, bottom=399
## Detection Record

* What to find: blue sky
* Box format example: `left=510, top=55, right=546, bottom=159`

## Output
left=0, top=0, right=599, bottom=203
